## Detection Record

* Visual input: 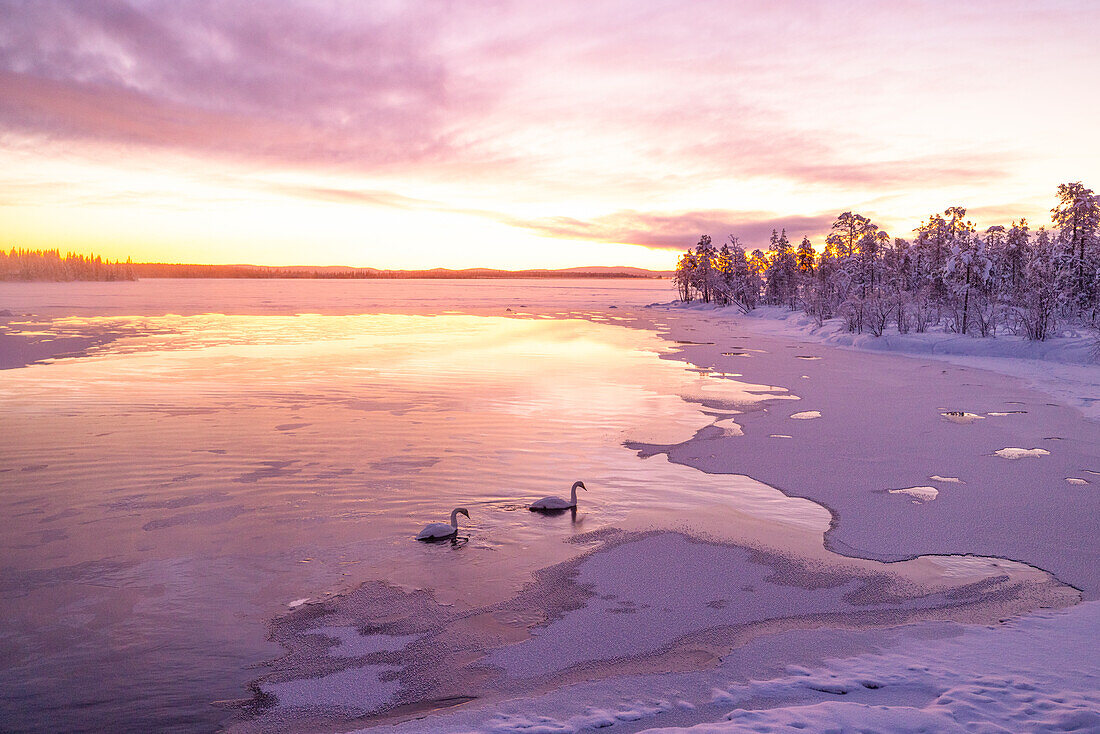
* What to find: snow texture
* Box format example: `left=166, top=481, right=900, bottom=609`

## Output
left=994, top=447, right=1051, bottom=459
left=361, top=602, right=1100, bottom=734
left=706, top=304, right=1100, bottom=420
left=887, top=486, right=939, bottom=502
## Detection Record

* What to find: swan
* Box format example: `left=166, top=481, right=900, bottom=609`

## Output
left=529, top=481, right=587, bottom=511
left=416, top=507, right=470, bottom=540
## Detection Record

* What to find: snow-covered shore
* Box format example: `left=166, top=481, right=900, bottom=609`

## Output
left=673, top=302, right=1100, bottom=421
left=229, top=300, right=1099, bottom=733
left=362, top=601, right=1100, bottom=733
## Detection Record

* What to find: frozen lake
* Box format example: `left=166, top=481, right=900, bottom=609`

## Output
left=0, top=278, right=783, bottom=732
left=1, top=279, right=1094, bottom=733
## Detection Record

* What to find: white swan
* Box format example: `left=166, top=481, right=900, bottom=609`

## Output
left=416, top=507, right=470, bottom=540
left=530, top=481, right=587, bottom=510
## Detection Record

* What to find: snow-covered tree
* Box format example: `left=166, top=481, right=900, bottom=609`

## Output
left=1052, top=182, right=1100, bottom=321
left=672, top=182, right=1096, bottom=347
left=764, top=229, right=799, bottom=308
left=674, top=248, right=696, bottom=301
left=691, top=235, right=718, bottom=303
left=1017, top=228, right=1060, bottom=340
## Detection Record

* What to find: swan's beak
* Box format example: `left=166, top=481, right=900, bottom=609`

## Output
left=461, top=509, right=470, bottom=518
left=580, top=483, right=587, bottom=491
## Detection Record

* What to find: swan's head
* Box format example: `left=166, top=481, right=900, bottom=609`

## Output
left=455, top=507, right=470, bottom=519
left=573, top=481, right=587, bottom=492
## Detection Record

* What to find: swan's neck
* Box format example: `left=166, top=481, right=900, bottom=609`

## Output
left=570, top=485, right=578, bottom=504
left=450, top=509, right=461, bottom=528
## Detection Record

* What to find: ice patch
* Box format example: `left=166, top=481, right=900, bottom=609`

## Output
left=789, top=411, right=821, bottom=420
left=264, top=664, right=401, bottom=712
left=308, top=626, right=420, bottom=657
left=769, top=434, right=793, bottom=439
left=288, top=598, right=310, bottom=608
left=712, top=418, right=743, bottom=437
left=941, top=411, right=985, bottom=424
left=1065, top=477, right=1089, bottom=485
left=888, top=486, right=939, bottom=502
left=486, top=700, right=673, bottom=733
left=994, top=448, right=1050, bottom=459
left=929, top=475, right=963, bottom=483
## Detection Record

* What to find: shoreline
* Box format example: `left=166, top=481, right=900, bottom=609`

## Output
left=664, top=302, right=1100, bottom=421
left=617, top=302, right=1100, bottom=599
left=232, top=300, right=1098, bottom=732
left=3, top=283, right=1097, bottom=733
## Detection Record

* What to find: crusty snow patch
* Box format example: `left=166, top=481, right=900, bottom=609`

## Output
left=994, top=447, right=1051, bottom=459
left=888, top=486, right=939, bottom=502
left=789, top=410, right=821, bottom=420
left=712, top=418, right=743, bottom=437
left=373, top=602, right=1100, bottom=734
left=941, top=411, right=985, bottom=424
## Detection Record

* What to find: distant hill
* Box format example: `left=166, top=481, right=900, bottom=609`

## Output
left=130, top=263, right=671, bottom=279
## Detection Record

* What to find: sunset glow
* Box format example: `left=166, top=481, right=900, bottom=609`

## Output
left=1, top=0, right=1098, bottom=268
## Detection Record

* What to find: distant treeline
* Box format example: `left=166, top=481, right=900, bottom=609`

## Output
left=0, top=252, right=661, bottom=281
left=129, top=264, right=660, bottom=279
left=675, top=182, right=1100, bottom=341
left=1, top=248, right=136, bottom=281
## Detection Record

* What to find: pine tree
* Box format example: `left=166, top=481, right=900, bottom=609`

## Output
left=1052, top=182, right=1100, bottom=321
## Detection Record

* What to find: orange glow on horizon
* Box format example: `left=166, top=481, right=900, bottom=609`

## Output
left=1, top=2, right=1096, bottom=269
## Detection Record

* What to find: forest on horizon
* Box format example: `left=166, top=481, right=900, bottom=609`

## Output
left=0, top=253, right=660, bottom=281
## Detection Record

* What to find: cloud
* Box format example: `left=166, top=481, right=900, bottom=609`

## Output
left=1, top=0, right=1094, bottom=242
left=265, top=181, right=835, bottom=250
left=262, top=184, right=432, bottom=211
left=0, top=0, right=477, bottom=170
left=505, top=209, right=837, bottom=250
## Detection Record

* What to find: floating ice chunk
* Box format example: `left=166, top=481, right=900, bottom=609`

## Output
left=941, top=411, right=985, bottom=424
left=930, top=475, right=963, bottom=483
left=769, top=434, right=793, bottom=439
left=888, top=486, right=939, bottom=502
left=712, top=418, right=743, bottom=437
left=790, top=410, right=821, bottom=420
left=994, top=448, right=1050, bottom=459
left=288, top=597, right=310, bottom=608
left=1065, top=478, right=1089, bottom=485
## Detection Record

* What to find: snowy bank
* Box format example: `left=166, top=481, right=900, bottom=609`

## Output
left=348, top=602, right=1100, bottom=734
left=661, top=302, right=1100, bottom=420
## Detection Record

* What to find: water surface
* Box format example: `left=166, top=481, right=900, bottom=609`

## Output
left=2, top=279, right=820, bottom=732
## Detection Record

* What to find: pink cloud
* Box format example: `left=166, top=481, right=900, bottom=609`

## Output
left=504, top=209, right=837, bottom=251
left=1, top=0, right=1096, bottom=236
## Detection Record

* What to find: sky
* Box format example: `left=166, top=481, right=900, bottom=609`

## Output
left=1, top=0, right=1098, bottom=270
